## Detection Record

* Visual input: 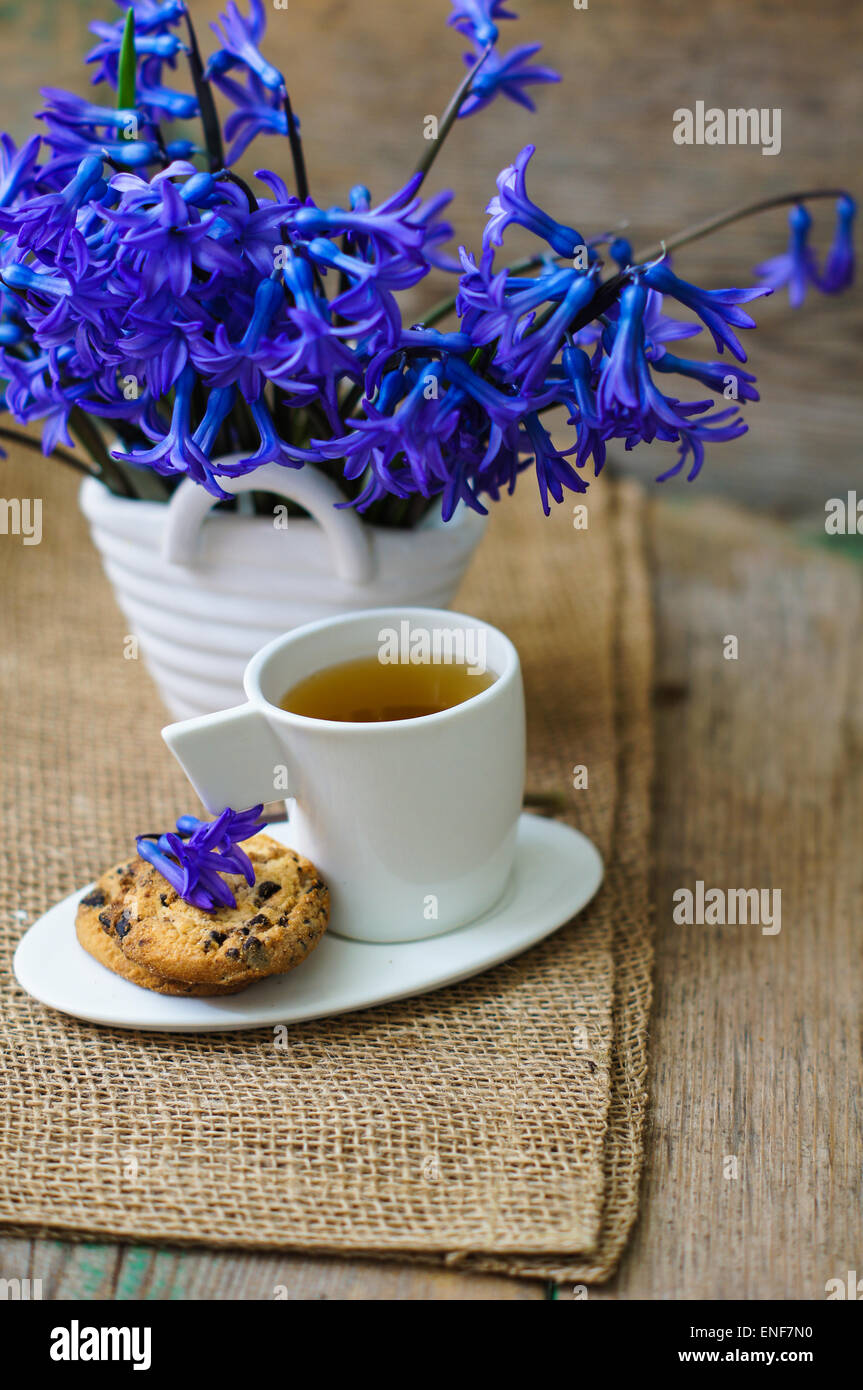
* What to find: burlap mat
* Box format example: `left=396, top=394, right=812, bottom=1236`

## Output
left=0, top=448, right=653, bottom=1281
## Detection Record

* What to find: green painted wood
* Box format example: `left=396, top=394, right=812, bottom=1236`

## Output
left=0, top=1238, right=543, bottom=1300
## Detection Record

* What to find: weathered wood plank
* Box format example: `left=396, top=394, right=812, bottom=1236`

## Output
left=0, top=1237, right=543, bottom=1300
left=584, top=499, right=863, bottom=1300
left=0, top=0, right=859, bottom=1300
left=0, top=0, right=860, bottom=516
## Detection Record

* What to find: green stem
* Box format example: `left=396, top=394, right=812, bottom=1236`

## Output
left=68, top=409, right=135, bottom=497
left=414, top=41, right=495, bottom=186
left=632, top=187, right=848, bottom=265
left=422, top=187, right=849, bottom=337
left=531, top=188, right=852, bottom=343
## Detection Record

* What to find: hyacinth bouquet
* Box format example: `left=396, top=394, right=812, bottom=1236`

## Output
left=0, top=0, right=855, bottom=532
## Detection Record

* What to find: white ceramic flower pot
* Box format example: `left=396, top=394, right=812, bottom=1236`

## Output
left=80, top=459, right=488, bottom=719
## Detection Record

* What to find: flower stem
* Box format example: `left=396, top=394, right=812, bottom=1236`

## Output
left=632, top=187, right=848, bottom=264
left=68, top=409, right=136, bottom=497
left=218, top=168, right=258, bottom=212
left=183, top=7, right=226, bottom=173
left=0, top=427, right=96, bottom=477
left=573, top=189, right=852, bottom=336
left=414, top=41, right=496, bottom=187
left=283, top=88, right=309, bottom=202
left=422, top=187, right=848, bottom=332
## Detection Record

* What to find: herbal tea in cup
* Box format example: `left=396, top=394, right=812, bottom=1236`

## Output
left=162, top=608, right=524, bottom=943
left=279, top=654, right=496, bottom=723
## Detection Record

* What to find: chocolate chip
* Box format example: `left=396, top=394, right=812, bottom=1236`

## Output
left=208, top=930, right=227, bottom=946
left=82, top=889, right=106, bottom=909
left=114, top=911, right=131, bottom=940
left=245, top=913, right=267, bottom=928
left=240, top=926, right=250, bottom=936
left=159, top=893, right=169, bottom=906
left=242, top=935, right=268, bottom=965
left=255, top=880, right=280, bottom=902
left=97, top=911, right=112, bottom=929
left=225, top=948, right=240, bottom=960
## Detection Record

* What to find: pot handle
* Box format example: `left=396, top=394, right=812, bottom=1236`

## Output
left=161, top=458, right=374, bottom=584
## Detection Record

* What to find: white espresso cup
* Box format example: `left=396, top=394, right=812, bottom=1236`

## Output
left=161, top=607, right=525, bottom=943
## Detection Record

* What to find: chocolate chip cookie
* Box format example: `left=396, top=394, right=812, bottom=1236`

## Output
left=76, top=869, right=247, bottom=997
left=102, top=833, right=329, bottom=987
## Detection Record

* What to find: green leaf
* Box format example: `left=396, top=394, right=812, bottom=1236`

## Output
left=117, top=9, right=137, bottom=114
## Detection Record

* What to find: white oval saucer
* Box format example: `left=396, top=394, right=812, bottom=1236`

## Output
left=12, top=814, right=603, bottom=1033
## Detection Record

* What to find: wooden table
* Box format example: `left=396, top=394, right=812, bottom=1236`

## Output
left=0, top=0, right=860, bottom=1299
left=4, top=493, right=861, bottom=1300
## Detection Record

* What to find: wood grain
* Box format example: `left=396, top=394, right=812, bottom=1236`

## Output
left=6, top=496, right=858, bottom=1302
left=587, top=497, right=863, bottom=1300
left=3, top=481, right=859, bottom=1302
left=0, top=0, right=859, bottom=1299
left=0, top=1236, right=543, bottom=1299
left=0, top=0, right=858, bottom=517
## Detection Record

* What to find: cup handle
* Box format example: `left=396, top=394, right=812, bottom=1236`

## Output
left=161, top=458, right=374, bottom=583
left=162, top=704, right=284, bottom=814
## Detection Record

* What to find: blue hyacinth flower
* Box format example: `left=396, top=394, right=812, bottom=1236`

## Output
left=819, top=194, right=856, bottom=295
left=642, top=262, right=770, bottom=360
left=0, top=133, right=41, bottom=208
left=755, top=203, right=819, bottom=308
left=485, top=145, right=586, bottom=258
left=136, top=805, right=266, bottom=912
left=207, top=0, right=285, bottom=94
left=448, top=0, right=517, bottom=47
left=459, top=44, right=561, bottom=117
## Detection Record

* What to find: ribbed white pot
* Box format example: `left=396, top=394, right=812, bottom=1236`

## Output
left=80, top=459, right=488, bottom=720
